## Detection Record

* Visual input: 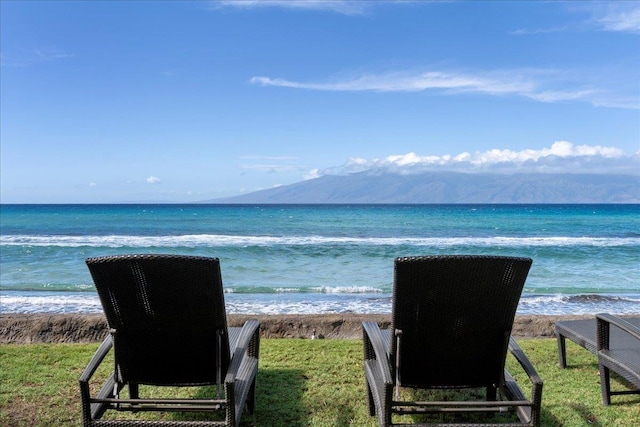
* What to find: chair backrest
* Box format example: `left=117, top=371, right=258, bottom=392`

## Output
left=86, top=254, right=230, bottom=386
left=391, top=255, right=532, bottom=389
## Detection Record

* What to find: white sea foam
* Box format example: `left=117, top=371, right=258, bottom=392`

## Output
left=311, top=286, right=384, bottom=294
left=517, top=294, right=640, bottom=315
left=0, top=293, right=104, bottom=314
left=272, top=287, right=305, bottom=293
left=2, top=234, right=638, bottom=248
left=233, top=286, right=385, bottom=294
left=2, top=291, right=639, bottom=315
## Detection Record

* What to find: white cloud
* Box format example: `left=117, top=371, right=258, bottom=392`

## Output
left=239, top=155, right=298, bottom=161
left=215, top=1, right=640, bottom=33
left=304, top=168, right=322, bottom=180
left=510, top=26, right=571, bottom=36
left=591, top=3, right=640, bottom=34
left=146, top=176, right=161, bottom=184
left=241, top=164, right=302, bottom=173
left=2, top=47, right=74, bottom=68
left=35, top=48, right=74, bottom=61
left=213, top=0, right=372, bottom=15
left=240, top=155, right=306, bottom=173
left=251, top=69, right=638, bottom=109
left=251, top=71, right=536, bottom=93
left=315, top=141, right=640, bottom=177
left=513, top=3, right=640, bottom=35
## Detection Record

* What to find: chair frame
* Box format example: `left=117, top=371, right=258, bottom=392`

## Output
left=363, top=255, right=543, bottom=427
left=596, top=313, right=640, bottom=405
left=555, top=317, right=640, bottom=368
left=79, top=254, right=260, bottom=427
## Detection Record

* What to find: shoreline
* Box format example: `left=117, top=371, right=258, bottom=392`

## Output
left=3, top=313, right=631, bottom=344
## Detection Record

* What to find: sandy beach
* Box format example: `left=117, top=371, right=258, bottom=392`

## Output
left=1, top=313, right=620, bottom=344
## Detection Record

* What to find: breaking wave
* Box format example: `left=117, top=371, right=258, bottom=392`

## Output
left=2, top=290, right=639, bottom=315
left=2, top=234, right=638, bottom=248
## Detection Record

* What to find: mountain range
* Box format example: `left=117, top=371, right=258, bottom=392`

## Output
left=207, top=171, right=640, bottom=204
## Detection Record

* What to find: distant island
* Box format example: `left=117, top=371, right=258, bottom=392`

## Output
left=206, top=171, right=640, bottom=204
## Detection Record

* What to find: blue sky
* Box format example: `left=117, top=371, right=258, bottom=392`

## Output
left=1, top=0, right=639, bottom=203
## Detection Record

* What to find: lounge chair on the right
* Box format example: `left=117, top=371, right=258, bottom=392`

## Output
left=363, top=255, right=543, bottom=427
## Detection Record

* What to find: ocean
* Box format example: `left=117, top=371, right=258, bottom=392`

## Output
left=1, top=204, right=639, bottom=315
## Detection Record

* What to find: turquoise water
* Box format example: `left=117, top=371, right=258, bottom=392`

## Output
left=1, top=204, right=639, bottom=314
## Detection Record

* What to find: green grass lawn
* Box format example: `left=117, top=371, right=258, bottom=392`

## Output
left=1, top=338, right=638, bottom=426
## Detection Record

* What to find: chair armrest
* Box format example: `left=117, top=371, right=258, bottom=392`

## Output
left=362, top=321, right=393, bottom=384
left=78, top=335, right=115, bottom=422
left=79, top=335, right=113, bottom=384
left=596, top=313, right=640, bottom=351
left=508, top=337, right=543, bottom=387
left=507, top=337, right=543, bottom=427
left=223, top=320, right=260, bottom=424
left=225, top=320, right=260, bottom=384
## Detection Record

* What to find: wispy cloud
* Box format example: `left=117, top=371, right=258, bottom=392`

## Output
left=591, top=3, right=640, bottom=34
left=251, top=68, right=637, bottom=109
left=251, top=71, right=539, bottom=94
left=240, top=156, right=306, bottom=173
left=216, top=1, right=639, bottom=33
left=315, top=141, right=640, bottom=177
left=35, top=48, right=74, bottom=61
left=510, top=26, right=572, bottom=36
left=513, top=3, right=640, bottom=35
left=146, top=176, right=161, bottom=184
left=239, top=155, right=299, bottom=161
left=1, top=47, right=74, bottom=67
left=212, top=0, right=374, bottom=15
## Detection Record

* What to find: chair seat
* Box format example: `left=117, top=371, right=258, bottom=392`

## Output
left=555, top=317, right=640, bottom=368
left=599, top=348, right=640, bottom=383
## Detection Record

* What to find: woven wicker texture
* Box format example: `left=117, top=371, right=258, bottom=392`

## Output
left=87, top=254, right=229, bottom=386
left=596, top=313, right=640, bottom=405
left=80, top=254, right=260, bottom=427
left=392, top=255, right=531, bottom=389
left=555, top=317, right=640, bottom=368
left=363, top=255, right=542, bottom=427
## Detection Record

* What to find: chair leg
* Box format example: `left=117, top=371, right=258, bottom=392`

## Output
left=557, top=335, right=567, bottom=368
left=366, top=380, right=376, bottom=416
left=486, top=385, right=497, bottom=401
left=599, top=364, right=611, bottom=406
left=129, top=383, right=139, bottom=399
left=246, top=376, right=256, bottom=414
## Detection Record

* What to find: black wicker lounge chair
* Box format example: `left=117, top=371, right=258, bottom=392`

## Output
left=79, top=254, right=260, bottom=427
left=596, top=313, right=640, bottom=405
left=363, top=255, right=542, bottom=427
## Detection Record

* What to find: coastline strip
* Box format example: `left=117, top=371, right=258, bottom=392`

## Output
left=2, top=313, right=624, bottom=344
